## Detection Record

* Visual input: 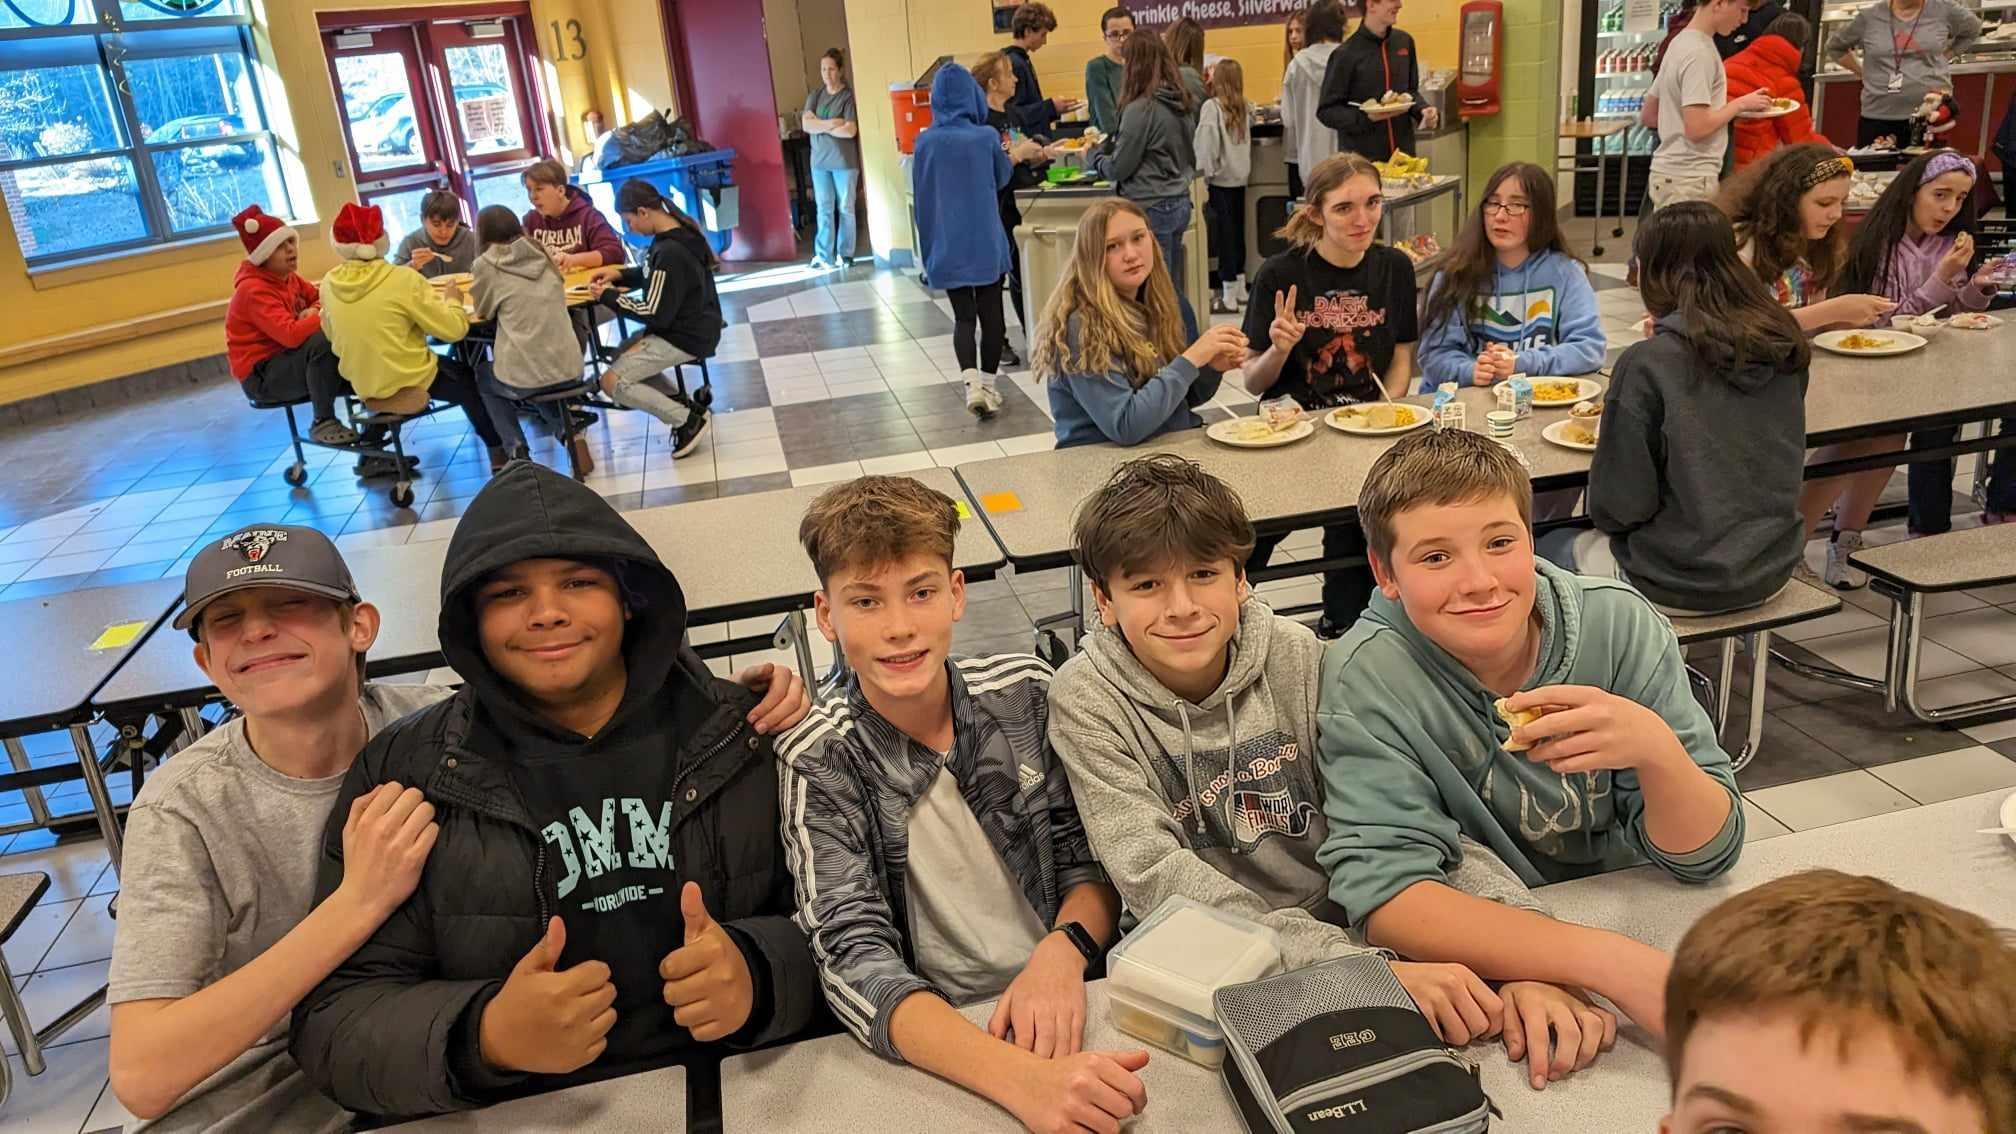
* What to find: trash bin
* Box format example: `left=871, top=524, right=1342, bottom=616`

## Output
left=578, top=148, right=739, bottom=258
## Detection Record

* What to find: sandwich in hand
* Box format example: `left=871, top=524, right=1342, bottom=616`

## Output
left=1495, top=697, right=1549, bottom=752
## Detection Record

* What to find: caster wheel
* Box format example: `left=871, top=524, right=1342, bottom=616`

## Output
left=693, top=386, right=714, bottom=410
left=283, top=462, right=308, bottom=487
left=390, top=483, right=416, bottom=508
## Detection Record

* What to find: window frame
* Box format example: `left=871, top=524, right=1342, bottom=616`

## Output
left=0, top=0, right=289, bottom=266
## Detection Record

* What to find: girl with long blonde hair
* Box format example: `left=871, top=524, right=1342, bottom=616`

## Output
left=1033, top=198, right=1247, bottom=449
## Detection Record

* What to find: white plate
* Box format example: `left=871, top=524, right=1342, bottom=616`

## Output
left=1738, top=103, right=1798, bottom=119
left=1947, top=312, right=2005, bottom=330
left=1358, top=97, right=1414, bottom=112
left=1813, top=330, right=1928, bottom=357
left=1513, top=376, right=1604, bottom=406
left=1206, top=417, right=1316, bottom=448
left=2002, top=792, right=2016, bottom=848
left=1542, top=418, right=1600, bottom=452
left=1325, top=404, right=1432, bottom=436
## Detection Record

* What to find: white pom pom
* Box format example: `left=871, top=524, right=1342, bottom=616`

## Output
left=244, top=218, right=260, bottom=234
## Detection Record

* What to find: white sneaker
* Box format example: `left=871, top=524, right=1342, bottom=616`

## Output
left=964, top=371, right=1003, bottom=418
left=1823, top=529, right=1868, bottom=590
left=1234, top=277, right=1250, bottom=307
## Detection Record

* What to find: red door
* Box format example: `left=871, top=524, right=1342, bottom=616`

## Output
left=325, top=26, right=451, bottom=240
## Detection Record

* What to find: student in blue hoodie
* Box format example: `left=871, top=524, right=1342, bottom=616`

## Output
left=914, top=62, right=1031, bottom=421
left=1315, top=427, right=1744, bottom=1043
left=1418, top=164, right=1606, bottom=392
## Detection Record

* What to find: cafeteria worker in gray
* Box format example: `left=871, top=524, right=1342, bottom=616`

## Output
left=803, top=46, right=863, bottom=269
left=1829, top=0, right=1980, bottom=148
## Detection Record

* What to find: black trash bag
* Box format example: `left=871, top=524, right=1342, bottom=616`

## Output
left=657, top=116, right=714, bottom=158
left=598, top=110, right=673, bottom=169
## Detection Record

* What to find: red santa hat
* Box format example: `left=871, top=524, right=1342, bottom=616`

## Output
left=231, top=203, right=297, bottom=266
left=330, top=201, right=390, bottom=260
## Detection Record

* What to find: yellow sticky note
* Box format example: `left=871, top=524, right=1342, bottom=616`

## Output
left=89, top=621, right=148, bottom=652
left=954, top=500, right=974, bottom=519
left=980, top=491, right=1024, bottom=515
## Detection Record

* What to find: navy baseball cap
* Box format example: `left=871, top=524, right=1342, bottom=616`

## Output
left=174, top=524, right=361, bottom=635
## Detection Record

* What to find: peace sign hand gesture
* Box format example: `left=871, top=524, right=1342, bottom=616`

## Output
left=1269, top=285, right=1307, bottom=354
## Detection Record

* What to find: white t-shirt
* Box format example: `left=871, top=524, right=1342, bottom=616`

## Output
left=1651, top=28, right=1729, bottom=179
left=904, top=761, right=1048, bottom=1005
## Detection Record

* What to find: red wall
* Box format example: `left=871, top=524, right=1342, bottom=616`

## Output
left=663, top=0, right=796, bottom=261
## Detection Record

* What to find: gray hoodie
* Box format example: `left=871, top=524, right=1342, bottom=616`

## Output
left=1049, top=595, right=1541, bottom=971
left=1094, top=85, right=1197, bottom=203
left=392, top=224, right=476, bottom=279
left=1282, top=42, right=1341, bottom=177
left=470, top=237, right=584, bottom=391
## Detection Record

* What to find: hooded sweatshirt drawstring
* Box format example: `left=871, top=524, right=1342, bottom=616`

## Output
left=1177, top=701, right=1205, bottom=835
left=1222, top=694, right=1240, bottom=837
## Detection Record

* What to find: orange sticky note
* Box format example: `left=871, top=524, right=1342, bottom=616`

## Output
left=980, top=492, right=1024, bottom=515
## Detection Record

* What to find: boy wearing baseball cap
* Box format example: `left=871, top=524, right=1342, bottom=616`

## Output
left=225, top=204, right=360, bottom=446
left=107, top=523, right=452, bottom=1132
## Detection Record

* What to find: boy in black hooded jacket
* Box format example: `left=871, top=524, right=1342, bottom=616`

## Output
left=291, top=462, right=825, bottom=1120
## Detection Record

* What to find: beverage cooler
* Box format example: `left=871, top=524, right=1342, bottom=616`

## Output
left=1568, top=0, right=1686, bottom=216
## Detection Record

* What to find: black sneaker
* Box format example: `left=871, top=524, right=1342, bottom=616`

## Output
left=1000, top=343, right=1023, bottom=368
left=669, top=409, right=710, bottom=458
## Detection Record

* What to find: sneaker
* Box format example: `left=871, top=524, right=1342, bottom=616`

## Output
left=808, top=256, right=831, bottom=271
left=964, top=373, right=1003, bottom=419
left=1793, top=556, right=1824, bottom=587
left=1000, top=343, right=1023, bottom=369
left=1210, top=295, right=1236, bottom=315
left=1823, top=529, right=1868, bottom=590
left=1314, top=616, right=1348, bottom=641
left=310, top=416, right=361, bottom=446
left=669, top=409, right=710, bottom=458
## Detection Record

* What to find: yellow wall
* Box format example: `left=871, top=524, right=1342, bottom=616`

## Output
left=846, top=0, right=1464, bottom=262
left=0, top=0, right=672, bottom=403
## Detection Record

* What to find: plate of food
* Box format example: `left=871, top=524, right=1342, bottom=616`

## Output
left=1207, top=416, right=1316, bottom=448
left=1814, top=329, right=1928, bottom=356
left=1947, top=311, right=2004, bottom=331
left=1357, top=90, right=1414, bottom=112
left=1326, top=402, right=1430, bottom=436
left=1739, top=98, right=1799, bottom=119
left=1521, top=377, right=1604, bottom=406
left=430, top=271, right=474, bottom=287
left=1542, top=418, right=1599, bottom=452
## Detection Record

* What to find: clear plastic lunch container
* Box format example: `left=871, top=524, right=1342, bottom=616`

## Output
left=1104, top=896, right=1281, bottom=1067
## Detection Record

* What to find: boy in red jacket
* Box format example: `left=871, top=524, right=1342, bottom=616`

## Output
left=1725, top=13, right=1828, bottom=168
left=225, top=205, right=359, bottom=445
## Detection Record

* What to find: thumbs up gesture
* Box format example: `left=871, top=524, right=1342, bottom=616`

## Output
left=659, top=882, right=756, bottom=1042
left=478, top=917, right=619, bottom=1073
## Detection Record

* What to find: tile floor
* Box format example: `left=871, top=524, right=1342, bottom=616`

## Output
left=1, top=229, right=2014, bottom=1132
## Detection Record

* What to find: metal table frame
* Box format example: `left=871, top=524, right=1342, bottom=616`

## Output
left=1557, top=118, right=1632, bottom=257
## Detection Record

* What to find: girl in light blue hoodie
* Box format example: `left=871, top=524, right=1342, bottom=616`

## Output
left=1418, top=164, right=1606, bottom=391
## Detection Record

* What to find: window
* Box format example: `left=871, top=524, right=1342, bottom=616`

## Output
left=0, top=0, right=288, bottom=265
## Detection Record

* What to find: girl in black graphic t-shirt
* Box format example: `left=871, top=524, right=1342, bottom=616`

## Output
left=1241, top=153, right=1419, bottom=408
left=1241, top=152, right=1418, bottom=636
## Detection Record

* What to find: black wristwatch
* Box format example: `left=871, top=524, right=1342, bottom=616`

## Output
left=1053, top=921, right=1100, bottom=969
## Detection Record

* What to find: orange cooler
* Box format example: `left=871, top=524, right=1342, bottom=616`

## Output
left=891, top=84, right=932, bottom=154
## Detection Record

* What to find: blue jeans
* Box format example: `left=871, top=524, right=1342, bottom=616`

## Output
left=1139, top=195, right=1192, bottom=293
left=811, top=167, right=859, bottom=263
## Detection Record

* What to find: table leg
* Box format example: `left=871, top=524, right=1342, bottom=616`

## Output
left=66, top=724, right=122, bottom=876
left=1592, top=143, right=1608, bottom=257
left=3, top=736, right=52, bottom=830
left=1611, top=145, right=1626, bottom=238
left=1732, top=631, right=1772, bottom=772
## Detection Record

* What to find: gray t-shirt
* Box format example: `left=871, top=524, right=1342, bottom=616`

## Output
left=904, top=759, right=1047, bottom=1006
left=1651, top=28, right=1729, bottom=179
left=107, top=682, right=453, bottom=1134
left=805, top=85, right=860, bottom=172
left=1834, top=0, right=1982, bottom=120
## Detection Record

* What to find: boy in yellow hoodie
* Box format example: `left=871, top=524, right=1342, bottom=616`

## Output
left=318, top=202, right=506, bottom=466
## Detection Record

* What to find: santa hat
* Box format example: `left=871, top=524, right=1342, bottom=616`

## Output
left=330, top=202, right=390, bottom=260
left=232, top=204, right=297, bottom=265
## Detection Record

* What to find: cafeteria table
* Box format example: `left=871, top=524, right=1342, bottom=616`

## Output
left=88, top=468, right=1005, bottom=718
left=383, top=1065, right=688, bottom=1132
left=0, top=577, right=184, bottom=871
left=708, top=789, right=2014, bottom=1133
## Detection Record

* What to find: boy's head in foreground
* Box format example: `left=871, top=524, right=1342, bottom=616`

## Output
left=1358, top=429, right=1536, bottom=671
left=1663, top=869, right=2014, bottom=1134
left=1074, top=455, right=1255, bottom=700
left=804, top=476, right=966, bottom=704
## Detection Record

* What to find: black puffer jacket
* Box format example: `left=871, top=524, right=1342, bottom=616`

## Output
left=1316, top=24, right=1425, bottom=163
left=290, top=462, right=823, bottom=1121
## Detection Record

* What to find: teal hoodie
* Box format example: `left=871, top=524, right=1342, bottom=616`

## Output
left=1314, top=560, right=1742, bottom=928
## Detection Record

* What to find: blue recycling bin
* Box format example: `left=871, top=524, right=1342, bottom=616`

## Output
left=577, top=148, right=739, bottom=257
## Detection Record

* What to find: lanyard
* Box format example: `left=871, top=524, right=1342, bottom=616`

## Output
left=1889, top=0, right=1928, bottom=68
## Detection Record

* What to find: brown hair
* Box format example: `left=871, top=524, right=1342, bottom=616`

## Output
left=1031, top=198, right=1190, bottom=387
left=799, top=475, right=961, bottom=585
left=971, top=50, right=1013, bottom=95
left=1761, top=9, right=1809, bottom=45
left=1305, top=0, right=1350, bottom=44
left=420, top=189, right=463, bottom=224
left=1210, top=58, right=1249, bottom=143
left=1011, top=1, right=1058, bottom=38
left=474, top=204, right=522, bottom=249
left=521, top=159, right=569, bottom=190
left=1278, top=152, right=1382, bottom=247
left=1357, top=428, right=1532, bottom=567
left=1637, top=200, right=1811, bottom=373
left=1117, top=27, right=1191, bottom=113
left=1716, top=142, right=1851, bottom=299
left=1100, top=4, right=1134, bottom=33
left=1164, top=17, right=1205, bottom=73
left=821, top=47, right=846, bottom=70
left=1073, top=455, right=1256, bottom=593
left=1422, top=163, right=1578, bottom=342
left=1284, top=8, right=1307, bottom=66
left=1667, top=870, right=2016, bottom=1132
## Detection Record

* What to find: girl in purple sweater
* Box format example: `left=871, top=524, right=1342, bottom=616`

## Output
left=1842, top=150, right=2012, bottom=535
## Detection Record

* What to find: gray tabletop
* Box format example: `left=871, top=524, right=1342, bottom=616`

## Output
left=0, top=577, right=184, bottom=733
left=92, top=540, right=453, bottom=717
left=379, top=1064, right=686, bottom=1132
left=1802, top=322, right=2016, bottom=442
left=716, top=789, right=2014, bottom=1133
left=1847, top=521, right=2016, bottom=592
